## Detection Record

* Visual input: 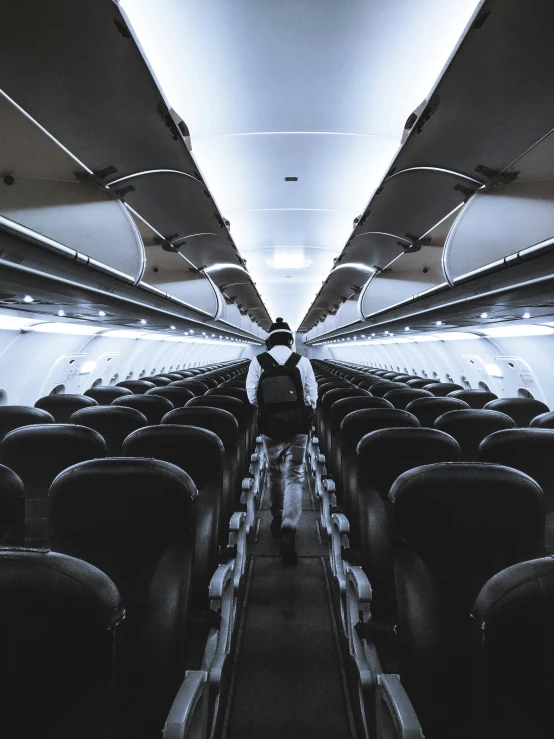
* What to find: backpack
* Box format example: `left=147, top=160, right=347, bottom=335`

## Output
left=256, top=352, right=312, bottom=439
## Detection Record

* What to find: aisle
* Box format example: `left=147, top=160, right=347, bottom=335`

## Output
left=221, top=468, right=356, bottom=739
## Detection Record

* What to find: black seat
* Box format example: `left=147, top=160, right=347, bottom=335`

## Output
left=206, top=387, right=247, bottom=402
left=405, top=396, right=470, bottom=427
left=116, top=380, right=156, bottom=394
left=146, top=386, right=196, bottom=408
left=366, top=381, right=406, bottom=398
left=383, top=388, right=433, bottom=410
left=140, top=376, right=172, bottom=386
left=320, top=387, right=370, bottom=458
left=122, top=426, right=225, bottom=597
left=112, top=393, right=174, bottom=424
left=484, top=397, right=550, bottom=427
left=531, top=411, right=554, bottom=429
left=435, top=409, right=515, bottom=461
left=84, top=385, right=133, bottom=404
left=70, top=406, right=148, bottom=456
left=356, top=428, right=461, bottom=625
left=447, top=389, right=498, bottom=408
left=0, top=424, right=106, bottom=545
left=0, top=548, right=124, bottom=739
left=164, top=373, right=184, bottom=381
left=406, top=378, right=435, bottom=389
left=390, top=462, right=544, bottom=738
left=0, top=464, right=25, bottom=545
left=196, top=377, right=218, bottom=389
left=35, top=394, right=98, bottom=423
left=49, top=458, right=196, bottom=737
left=186, top=395, right=249, bottom=474
left=479, top=428, right=554, bottom=553
left=339, top=408, right=419, bottom=543
left=0, top=406, right=55, bottom=442
left=471, top=556, right=554, bottom=739
left=423, top=382, right=464, bottom=397
left=169, top=380, right=209, bottom=396
left=357, top=376, right=385, bottom=391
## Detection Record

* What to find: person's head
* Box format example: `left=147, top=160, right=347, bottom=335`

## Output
left=266, top=317, right=294, bottom=349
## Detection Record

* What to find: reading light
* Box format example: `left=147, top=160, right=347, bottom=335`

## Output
left=23, top=295, right=33, bottom=303
left=523, top=312, right=531, bottom=319
left=435, top=321, right=442, bottom=326
left=58, top=310, right=65, bottom=317
left=170, top=325, right=176, bottom=330
left=405, top=327, right=410, bottom=331
left=140, top=319, right=147, bottom=325
left=98, top=311, right=106, bottom=317
left=480, top=312, right=488, bottom=319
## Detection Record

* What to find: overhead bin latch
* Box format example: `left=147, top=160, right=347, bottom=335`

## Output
left=402, top=235, right=432, bottom=254
left=153, top=234, right=181, bottom=252
left=474, top=164, right=519, bottom=191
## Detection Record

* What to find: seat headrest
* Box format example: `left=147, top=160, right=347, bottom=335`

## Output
left=483, top=398, right=550, bottom=427
left=70, top=406, right=147, bottom=454
left=366, top=381, right=407, bottom=398
left=0, top=424, right=107, bottom=492
left=205, top=387, right=248, bottom=402
left=35, top=394, right=98, bottom=422
left=321, top=387, right=369, bottom=409
left=390, top=462, right=545, bottom=579
left=435, top=409, right=515, bottom=460
left=0, top=406, right=55, bottom=442
left=357, top=427, right=461, bottom=495
left=122, top=425, right=223, bottom=490
left=185, top=395, right=246, bottom=424
left=138, top=376, right=172, bottom=386
left=161, top=407, right=238, bottom=448
left=447, top=389, right=498, bottom=408
left=383, top=388, right=433, bottom=409
left=406, top=378, right=435, bottom=389
left=116, top=380, right=156, bottom=394
left=405, top=396, right=470, bottom=426
left=111, top=394, right=174, bottom=424
left=530, top=411, right=554, bottom=429
left=167, top=380, right=208, bottom=396
left=330, top=396, right=392, bottom=425
left=0, top=464, right=25, bottom=544
left=479, top=428, right=554, bottom=496
left=145, top=386, right=195, bottom=407
left=341, top=408, right=420, bottom=446
left=84, top=385, right=133, bottom=404
left=423, top=382, right=465, bottom=397
left=50, top=458, right=197, bottom=562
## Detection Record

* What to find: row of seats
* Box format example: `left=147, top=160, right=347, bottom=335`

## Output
left=0, top=359, right=262, bottom=739
left=308, top=358, right=554, bottom=739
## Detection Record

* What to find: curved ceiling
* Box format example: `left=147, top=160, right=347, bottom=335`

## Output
left=122, top=0, right=481, bottom=329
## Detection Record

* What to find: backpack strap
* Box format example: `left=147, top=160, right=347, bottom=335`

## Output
left=257, top=352, right=279, bottom=371
left=284, top=352, right=302, bottom=369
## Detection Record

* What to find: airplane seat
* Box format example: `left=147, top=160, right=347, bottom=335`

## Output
left=471, top=555, right=554, bottom=739
left=196, top=377, right=218, bottom=389
left=206, top=387, right=255, bottom=444
left=207, top=387, right=248, bottom=401
left=0, top=406, right=55, bottom=443
left=169, top=379, right=209, bottom=396
left=406, top=378, right=435, bottom=389
left=146, top=386, right=196, bottom=408
left=0, top=464, right=25, bottom=545
left=391, top=375, right=422, bottom=382
left=483, top=397, right=550, bottom=427
left=434, top=409, right=515, bottom=461
left=367, top=381, right=407, bottom=398
left=0, top=424, right=107, bottom=546
left=141, top=376, right=172, bottom=386
left=35, top=394, right=98, bottom=423
left=355, top=428, right=461, bottom=628
left=530, top=411, right=554, bottom=429
left=164, top=373, right=184, bottom=381
left=49, top=458, right=197, bottom=738
left=174, top=371, right=196, bottom=378
left=479, top=427, right=554, bottom=553
left=338, top=409, right=419, bottom=544
left=383, top=388, right=434, bottom=410
left=447, top=389, right=498, bottom=408
left=84, top=385, right=133, bottom=404
left=116, top=380, right=156, bottom=394
left=70, top=406, right=148, bottom=456
left=381, top=372, right=400, bottom=380
left=320, top=388, right=370, bottom=461
left=390, top=462, right=545, bottom=738
left=357, top=376, right=386, bottom=390
left=0, top=548, right=124, bottom=739
left=111, top=394, right=174, bottom=425
left=423, top=382, right=464, bottom=397
left=404, top=396, right=470, bottom=427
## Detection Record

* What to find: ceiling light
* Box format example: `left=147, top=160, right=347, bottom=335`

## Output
left=0, top=315, right=36, bottom=331
left=170, top=325, right=176, bottom=330
left=433, top=331, right=479, bottom=341
left=481, top=325, right=554, bottom=338
left=266, top=254, right=312, bottom=270
left=32, top=323, right=101, bottom=335
left=480, top=312, right=488, bottom=319
left=405, top=327, right=410, bottom=331
left=98, top=310, right=106, bottom=317
left=104, top=329, right=142, bottom=339
left=435, top=321, right=442, bottom=326
left=23, top=295, right=33, bottom=303
left=523, top=312, right=531, bottom=319
left=58, top=310, right=65, bottom=317
left=140, top=319, right=147, bottom=325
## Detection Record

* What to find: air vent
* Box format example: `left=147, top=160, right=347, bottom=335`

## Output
left=284, top=177, right=298, bottom=182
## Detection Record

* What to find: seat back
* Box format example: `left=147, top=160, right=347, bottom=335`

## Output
left=383, top=388, right=433, bottom=409
left=111, top=393, right=174, bottom=424
left=435, top=409, right=515, bottom=461
left=0, top=424, right=107, bottom=545
left=168, top=380, right=208, bottom=396
left=70, top=406, right=147, bottom=456
left=146, top=386, right=195, bottom=407
left=423, top=382, right=464, bottom=397
left=405, top=396, right=470, bottom=426
left=320, top=388, right=369, bottom=456
left=0, top=406, right=55, bottom=442
left=447, top=389, right=498, bottom=408
left=116, top=380, right=156, bottom=394
left=484, top=397, right=550, bottom=427
left=186, top=395, right=248, bottom=473
left=406, top=378, right=435, bottom=389
left=366, top=381, right=407, bottom=398
left=471, top=556, right=554, bottom=739
left=0, top=549, right=123, bottom=737
left=140, top=376, right=172, bottom=386
left=531, top=411, right=554, bottom=429
left=84, top=385, right=133, bottom=404
left=0, top=464, right=25, bottom=545
left=35, top=394, right=98, bottom=422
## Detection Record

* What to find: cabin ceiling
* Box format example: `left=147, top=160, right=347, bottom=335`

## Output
left=121, top=0, right=480, bottom=329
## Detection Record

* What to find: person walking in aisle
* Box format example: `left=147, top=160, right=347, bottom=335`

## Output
left=246, top=317, right=317, bottom=565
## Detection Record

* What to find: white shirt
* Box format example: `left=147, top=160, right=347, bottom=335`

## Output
left=246, top=346, right=318, bottom=409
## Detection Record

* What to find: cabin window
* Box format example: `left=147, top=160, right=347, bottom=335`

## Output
left=517, top=388, right=535, bottom=399
left=91, top=378, right=103, bottom=388
left=50, top=384, right=65, bottom=395
left=478, top=381, right=490, bottom=391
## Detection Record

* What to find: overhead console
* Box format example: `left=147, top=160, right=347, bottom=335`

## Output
left=303, top=0, right=554, bottom=343
left=0, top=0, right=270, bottom=339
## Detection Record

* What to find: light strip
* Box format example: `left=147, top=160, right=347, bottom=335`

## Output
left=480, top=325, right=554, bottom=338
left=30, top=323, right=102, bottom=336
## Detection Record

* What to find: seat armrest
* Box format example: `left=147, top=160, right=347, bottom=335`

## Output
left=208, top=559, right=235, bottom=602
left=330, top=511, right=350, bottom=590
left=228, top=511, right=247, bottom=590
left=376, top=674, right=424, bottom=739
left=163, top=670, right=208, bottom=739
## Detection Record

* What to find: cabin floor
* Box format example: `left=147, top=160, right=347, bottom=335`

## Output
left=220, top=467, right=356, bottom=739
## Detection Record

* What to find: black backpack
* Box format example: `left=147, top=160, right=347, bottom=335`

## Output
left=256, top=352, right=312, bottom=439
